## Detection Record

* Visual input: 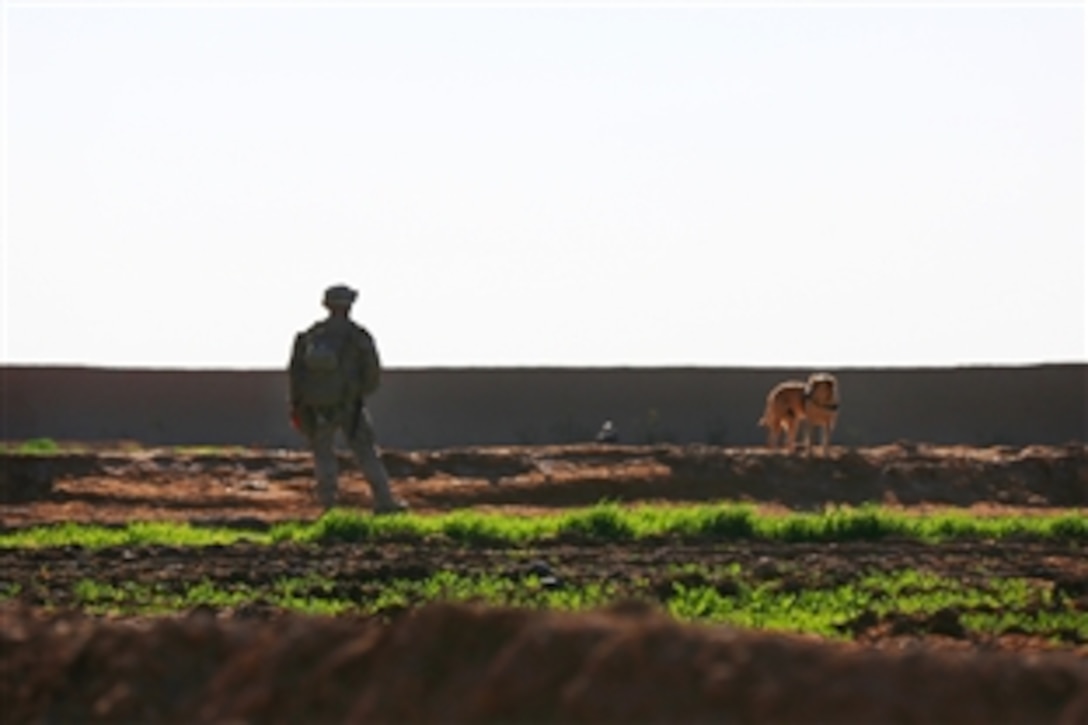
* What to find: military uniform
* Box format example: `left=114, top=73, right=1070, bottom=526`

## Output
left=289, top=285, right=405, bottom=513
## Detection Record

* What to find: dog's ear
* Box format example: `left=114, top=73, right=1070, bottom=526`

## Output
left=822, top=376, right=838, bottom=399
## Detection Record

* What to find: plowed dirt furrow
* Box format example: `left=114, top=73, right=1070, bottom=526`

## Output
left=3, top=541, right=1085, bottom=603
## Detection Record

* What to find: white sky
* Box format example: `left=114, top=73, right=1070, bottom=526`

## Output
left=2, top=2, right=1085, bottom=369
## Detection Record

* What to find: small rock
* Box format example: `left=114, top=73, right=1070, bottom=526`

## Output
left=526, top=560, right=555, bottom=578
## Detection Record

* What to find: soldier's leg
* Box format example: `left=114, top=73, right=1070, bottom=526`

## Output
left=309, top=417, right=340, bottom=509
left=345, top=406, right=403, bottom=512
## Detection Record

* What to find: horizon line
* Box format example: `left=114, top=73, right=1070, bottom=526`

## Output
left=2, top=361, right=1085, bottom=374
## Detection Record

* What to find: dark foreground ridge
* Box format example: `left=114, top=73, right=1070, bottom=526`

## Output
left=3, top=602, right=1087, bottom=723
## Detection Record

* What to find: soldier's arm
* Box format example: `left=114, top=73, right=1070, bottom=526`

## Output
left=288, top=332, right=308, bottom=406
left=356, top=328, right=382, bottom=397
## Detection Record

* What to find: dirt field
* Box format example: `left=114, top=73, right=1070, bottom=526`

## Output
left=2, top=442, right=1087, bottom=722
left=3, top=441, right=1087, bottom=525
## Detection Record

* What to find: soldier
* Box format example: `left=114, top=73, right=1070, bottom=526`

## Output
left=288, top=284, right=407, bottom=514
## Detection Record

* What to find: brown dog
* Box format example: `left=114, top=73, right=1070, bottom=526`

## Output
left=758, top=373, right=840, bottom=455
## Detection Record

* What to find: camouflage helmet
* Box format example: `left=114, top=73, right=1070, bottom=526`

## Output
left=323, top=284, right=358, bottom=307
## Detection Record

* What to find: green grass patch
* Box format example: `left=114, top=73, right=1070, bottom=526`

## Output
left=34, top=567, right=1088, bottom=643
left=1, top=503, right=1085, bottom=550
left=2, top=438, right=63, bottom=455
left=0, top=582, right=22, bottom=602
left=70, top=576, right=358, bottom=617
left=0, top=521, right=267, bottom=549
left=665, top=568, right=1087, bottom=640
left=60, top=571, right=619, bottom=618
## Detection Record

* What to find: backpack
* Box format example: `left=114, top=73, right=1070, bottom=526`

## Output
left=296, top=324, right=352, bottom=407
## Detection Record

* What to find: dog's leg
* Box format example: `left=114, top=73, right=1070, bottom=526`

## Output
left=766, top=414, right=783, bottom=450
left=786, top=417, right=799, bottom=453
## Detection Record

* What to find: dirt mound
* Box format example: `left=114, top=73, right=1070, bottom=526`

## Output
left=2, top=602, right=1086, bottom=723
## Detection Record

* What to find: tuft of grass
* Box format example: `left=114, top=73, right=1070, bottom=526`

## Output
left=557, top=502, right=636, bottom=540
left=440, top=510, right=534, bottom=546
left=3, top=438, right=62, bottom=455
left=170, top=445, right=251, bottom=456
left=1044, top=515, right=1088, bottom=540
left=274, top=509, right=432, bottom=544
left=687, top=505, right=759, bottom=538
left=765, top=504, right=911, bottom=543
left=0, top=583, right=22, bottom=601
